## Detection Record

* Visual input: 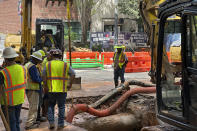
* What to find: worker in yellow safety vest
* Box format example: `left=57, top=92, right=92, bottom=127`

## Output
left=113, top=45, right=128, bottom=88
left=0, top=47, right=27, bottom=131
left=43, top=29, right=57, bottom=51
left=42, top=49, right=75, bottom=129
left=25, top=51, right=43, bottom=130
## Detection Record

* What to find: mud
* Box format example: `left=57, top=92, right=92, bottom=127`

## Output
left=66, top=88, right=158, bottom=131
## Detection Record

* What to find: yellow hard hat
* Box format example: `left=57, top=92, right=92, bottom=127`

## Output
left=114, top=45, right=125, bottom=49
left=38, top=50, right=46, bottom=57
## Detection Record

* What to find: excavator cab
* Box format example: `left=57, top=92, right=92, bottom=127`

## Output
left=35, top=19, right=64, bottom=52
left=156, top=0, right=197, bottom=130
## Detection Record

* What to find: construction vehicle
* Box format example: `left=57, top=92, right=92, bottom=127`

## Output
left=140, top=0, right=182, bottom=83
left=19, top=0, right=72, bottom=62
left=155, top=0, right=197, bottom=130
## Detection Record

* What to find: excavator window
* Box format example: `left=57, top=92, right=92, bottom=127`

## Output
left=35, top=19, right=64, bottom=51
left=160, top=15, right=183, bottom=117
left=185, top=15, right=197, bottom=110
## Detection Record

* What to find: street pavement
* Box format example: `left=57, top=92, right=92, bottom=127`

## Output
left=67, top=68, right=150, bottom=98
left=0, top=67, right=150, bottom=131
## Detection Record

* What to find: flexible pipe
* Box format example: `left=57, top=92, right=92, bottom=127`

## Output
left=66, top=87, right=156, bottom=123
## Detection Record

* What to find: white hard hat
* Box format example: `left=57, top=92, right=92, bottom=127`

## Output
left=2, top=47, right=18, bottom=58
left=31, top=51, right=42, bottom=61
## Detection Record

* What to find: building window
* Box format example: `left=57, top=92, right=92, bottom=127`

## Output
left=64, top=22, right=81, bottom=41
left=104, top=25, right=122, bottom=32
left=64, top=22, right=90, bottom=41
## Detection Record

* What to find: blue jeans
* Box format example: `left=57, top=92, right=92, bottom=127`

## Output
left=114, top=67, right=125, bottom=86
left=48, top=93, right=67, bottom=126
left=2, top=104, right=22, bottom=131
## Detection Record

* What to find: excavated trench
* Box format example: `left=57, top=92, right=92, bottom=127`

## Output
left=66, top=90, right=158, bottom=131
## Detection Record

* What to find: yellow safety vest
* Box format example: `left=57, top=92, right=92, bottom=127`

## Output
left=1, top=64, right=27, bottom=106
left=49, top=36, right=55, bottom=48
left=25, top=62, right=40, bottom=90
left=114, top=52, right=126, bottom=69
left=42, top=57, right=48, bottom=70
left=46, top=60, right=69, bottom=93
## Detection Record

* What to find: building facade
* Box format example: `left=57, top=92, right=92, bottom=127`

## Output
left=0, top=0, right=78, bottom=34
left=91, top=0, right=138, bottom=33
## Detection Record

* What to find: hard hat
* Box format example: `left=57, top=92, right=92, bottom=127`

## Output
left=49, top=49, right=62, bottom=55
left=114, top=45, right=125, bottom=49
left=31, top=51, right=42, bottom=61
left=2, top=47, right=18, bottom=58
left=38, top=50, right=46, bottom=57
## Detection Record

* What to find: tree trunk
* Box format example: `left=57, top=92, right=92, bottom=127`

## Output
left=80, top=0, right=92, bottom=45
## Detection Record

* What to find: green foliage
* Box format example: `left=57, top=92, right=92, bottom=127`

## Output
left=118, top=0, right=139, bottom=19
left=64, top=27, right=78, bottom=41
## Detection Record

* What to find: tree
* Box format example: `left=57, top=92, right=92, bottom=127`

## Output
left=74, top=0, right=102, bottom=45
left=118, top=0, right=140, bottom=19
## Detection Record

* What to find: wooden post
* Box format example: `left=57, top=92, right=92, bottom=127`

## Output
left=1, top=84, right=10, bottom=125
left=0, top=85, right=11, bottom=131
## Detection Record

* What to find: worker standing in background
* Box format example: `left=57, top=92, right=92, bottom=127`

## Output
left=41, top=51, right=52, bottom=118
left=42, top=49, right=75, bottom=129
left=25, top=51, right=43, bottom=130
left=0, top=47, right=27, bottom=131
left=113, top=45, right=128, bottom=88
left=36, top=50, right=47, bottom=123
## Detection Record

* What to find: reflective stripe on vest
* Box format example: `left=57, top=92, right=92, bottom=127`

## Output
left=47, top=60, right=69, bottom=92
left=1, top=65, right=26, bottom=106
left=114, top=52, right=125, bottom=69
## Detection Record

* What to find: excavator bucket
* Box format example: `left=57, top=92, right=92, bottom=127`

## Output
left=45, top=0, right=73, bottom=6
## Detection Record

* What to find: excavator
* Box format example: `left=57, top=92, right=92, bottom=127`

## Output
left=140, top=0, right=197, bottom=130
left=16, top=0, right=72, bottom=63
left=140, top=0, right=182, bottom=83
left=156, top=0, right=197, bottom=130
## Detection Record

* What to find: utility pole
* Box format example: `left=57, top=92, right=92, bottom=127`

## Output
left=67, top=0, right=72, bottom=66
left=114, top=0, right=118, bottom=45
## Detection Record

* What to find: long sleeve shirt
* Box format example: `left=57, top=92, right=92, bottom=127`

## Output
left=29, top=64, right=42, bottom=84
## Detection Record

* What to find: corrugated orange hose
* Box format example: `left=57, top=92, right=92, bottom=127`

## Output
left=66, top=87, right=156, bottom=123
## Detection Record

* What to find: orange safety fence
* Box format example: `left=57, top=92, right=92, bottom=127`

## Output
left=65, top=51, right=153, bottom=73
left=66, top=52, right=99, bottom=60
left=125, top=55, right=151, bottom=73
left=101, top=52, right=132, bottom=65
left=101, top=52, right=114, bottom=65
left=134, top=51, right=150, bottom=56
left=166, top=52, right=171, bottom=63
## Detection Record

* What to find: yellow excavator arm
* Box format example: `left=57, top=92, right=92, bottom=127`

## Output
left=21, top=0, right=32, bottom=59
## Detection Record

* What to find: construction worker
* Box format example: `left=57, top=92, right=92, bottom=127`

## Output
left=0, top=47, right=27, bottom=131
left=42, top=49, right=75, bottom=129
left=41, top=51, right=53, bottom=118
left=25, top=51, right=43, bottom=130
left=36, top=50, right=47, bottom=123
left=43, top=29, right=57, bottom=50
left=113, top=45, right=128, bottom=88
